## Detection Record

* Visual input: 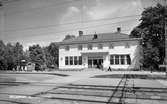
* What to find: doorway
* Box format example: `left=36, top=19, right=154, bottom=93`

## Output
left=88, top=58, right=103, bottom=68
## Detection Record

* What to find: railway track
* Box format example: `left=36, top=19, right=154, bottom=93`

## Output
left=0, top=74, right=167, bottom=104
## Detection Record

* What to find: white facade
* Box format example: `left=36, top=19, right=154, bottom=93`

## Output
left=59, top=40, right=140, bottom=70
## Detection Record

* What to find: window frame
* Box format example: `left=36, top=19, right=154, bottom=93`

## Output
left=65, top=45, right=70, bottom=51
left=120, top=55, right=125, bottom=65
left=78, top=45, right=83, bottom=50
left=88, top=44, right=93, bottom=50
left=115, top=55, right=119, bottom=65
left=110, top=55, right=114, bottom=65
left=98, top=44, right=103, bottom=49
left=79, top=56, right=82, bottom=65
left=70, top=56, right=73, bottom=65
left=109, top=43, right=114, bottom=49
left=74, top=56, right=77, bottom=65
left=125, top=42, right=130, bottom=48
left=65, top=56, right=69, bottom=65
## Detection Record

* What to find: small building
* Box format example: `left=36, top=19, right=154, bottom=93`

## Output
left=57, top=28, right=141, bottom=70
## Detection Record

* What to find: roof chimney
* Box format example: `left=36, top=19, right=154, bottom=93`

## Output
left=79, top=31, right=83, bottom=36
left=117, top=27, right=121, bottom=33
left=93, top=32, right=98, bottom=40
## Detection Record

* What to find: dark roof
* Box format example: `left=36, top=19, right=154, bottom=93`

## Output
left=58, top=32, right=140, bottom=45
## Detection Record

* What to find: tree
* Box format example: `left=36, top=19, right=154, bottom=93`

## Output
left=130, top=4, right=166, bottom=71
left=0, top=40, right=7, bottom=70
left=13, top=42, right=24, bottom=66
left=29, top=44, right=45, bottom=65
left=44, top=42, right=59, bottom=68
left=5, top=43, right=16, bottom=70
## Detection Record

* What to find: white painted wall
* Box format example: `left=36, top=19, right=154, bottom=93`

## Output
left=59, top=40, right=140, bottom=70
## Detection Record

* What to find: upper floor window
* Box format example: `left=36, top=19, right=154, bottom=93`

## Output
left=65, top=45, right=70, bottom=51
left=78, top=45, right=83, bottom=50
left=88, top=44, right=92, bottom=50
left=98, top=44, right=103, bottom=49
left=109, top=43, right=114, bottom=49
left=125, top=42, right=130, bottom=48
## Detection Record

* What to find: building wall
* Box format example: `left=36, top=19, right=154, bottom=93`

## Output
left=59, top=40, right=140, bottom=70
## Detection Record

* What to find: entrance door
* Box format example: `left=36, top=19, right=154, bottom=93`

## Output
left=88, top=58, right=103, bottom=68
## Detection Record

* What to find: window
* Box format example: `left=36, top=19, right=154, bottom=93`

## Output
left=98, top=44, right=103, bottom=49
left=120, top=55, right=125, bottom=65
left=74, top=56, right=77, bottom=65
left=110, top=54, right=131, bottom=65
left=125, top=42, right=130, bottom=48
left=79, top=56, right=82, bottom=65
left=109, top=43, right=114, bottom=49
left=78, top=45, right=83, bottom=50
left=65, top=57, right=68, bottom=65
left=110, top=55, right=114, bottom=65
left=65, top=46, right=70, bottom=51
left=88, top=44, right=92, bottom=50
left=126, top=55, right=131, bottom=65
left=70, top=56, right=73, bottom=65
left=115, top=55, right=119, bottom=65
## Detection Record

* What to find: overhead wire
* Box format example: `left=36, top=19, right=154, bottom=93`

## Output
left=4, top=14, right=141, bottom=32
left=5, top=17, right=139, bottom=39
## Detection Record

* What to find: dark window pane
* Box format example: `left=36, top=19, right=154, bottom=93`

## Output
left=125, top=43, right=130, bottom=48
left=70, top=56, right=73, bottom=65
left=78, top=45, right=82, bottom=50
left=115, top=55, right=119, bottom=65
left=110, top=55, right=114, bottom=65
left=121, top=55, right=125, bottom=65
left=98, top=44, right=103, bottom=49
left=109, top=43, right=114, bottom=49
left=65, top=57, right=68, bottom=65
left=88, top=44, right=92, bottom=50
left=74, top=56, right=77, bottom=65
left=126, top=55, right=131, bottom=65
left=79, top=56, right=82, bottom=65
left=65, top=46, right=70, bottom=51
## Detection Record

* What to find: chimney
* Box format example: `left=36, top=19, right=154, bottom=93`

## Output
left=79, top=31, right=83, bottom=36
left=117, top=27, right=121, bottom=33
left=93, top=32, right=98, bottom=40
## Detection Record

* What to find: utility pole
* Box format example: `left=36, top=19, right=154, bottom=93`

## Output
left=165, top=0, right=167, bottom=79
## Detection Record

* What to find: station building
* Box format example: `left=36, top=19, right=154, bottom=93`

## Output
left=57, top=28, right=141, bottom=70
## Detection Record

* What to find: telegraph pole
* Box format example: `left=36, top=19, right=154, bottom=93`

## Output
left=165, top=0, right=167, bottom=79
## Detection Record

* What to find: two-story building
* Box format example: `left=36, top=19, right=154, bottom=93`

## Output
left=57, top=28, right=141, bottom=70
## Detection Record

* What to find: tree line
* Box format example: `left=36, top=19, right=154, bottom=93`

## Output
left=0, top=41, right=58, bottom=71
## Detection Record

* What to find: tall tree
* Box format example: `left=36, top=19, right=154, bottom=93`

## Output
left=0, top=40, right=7, bottom=70
left=45, top=42, right=59, bottom=68
left=29, top=44, right=45, bottom=65
left=5, top=43, right=16, bottom=70
left=13, top=42, right=24, bottom=66
left=130, top=4, right=166, bottom=71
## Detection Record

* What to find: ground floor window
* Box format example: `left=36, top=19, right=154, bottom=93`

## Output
left=65, top=57, right=68, bottom=65
left=65, top=56, right=82, bottom=65
left=70, top=56, right=73, bottom=65
left=110, top=54, right=131, bottom=65
left=79, top=56, right=82, bottom=65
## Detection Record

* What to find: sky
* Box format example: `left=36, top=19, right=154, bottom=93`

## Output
left=0, top=0, right=157, bottom=50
